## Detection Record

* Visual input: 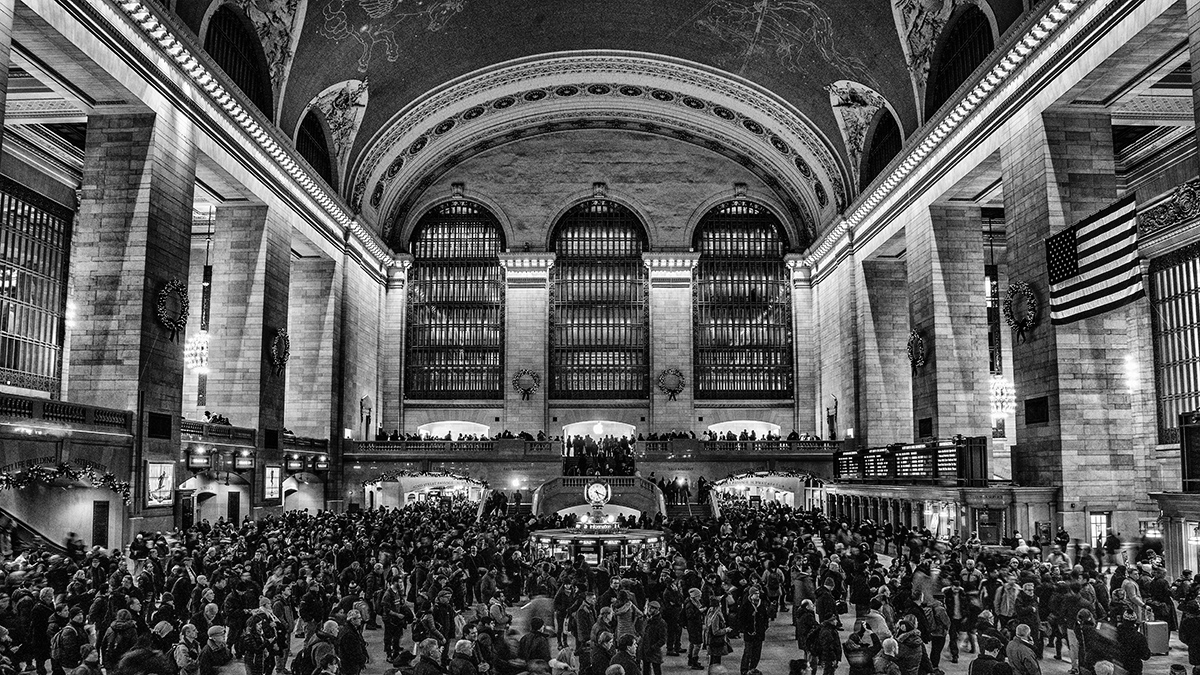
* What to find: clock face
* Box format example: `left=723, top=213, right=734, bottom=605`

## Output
left=586, top=482, right=610, bottom=505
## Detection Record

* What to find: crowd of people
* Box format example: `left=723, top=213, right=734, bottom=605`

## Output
left=562, top=436, right=639, bottom=477
left=0, top=480, right=1192, bottom=675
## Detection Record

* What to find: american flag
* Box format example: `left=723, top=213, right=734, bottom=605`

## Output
left=1045, top=194, right=1143, bottom=325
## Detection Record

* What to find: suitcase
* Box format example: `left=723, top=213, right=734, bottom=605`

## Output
left=1144, top=620, right=1170, bottom=655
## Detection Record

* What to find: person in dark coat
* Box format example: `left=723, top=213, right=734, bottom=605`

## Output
left=589, top=631, right=614, bottom=675
left=843, top=620, right=880, bottom=675
left=816, top=578, right=839, bottom=623
left=812, top=615, right=843, bottom=675
left=683, top=588, right=706, bottom=670
left=519, top=617, right=553, bottom=664
left=608, top=634, right=639, bottom=675
left=337, top=609, right=369, bottom=675
left=738, top=586, right=771, bottom=675
left=638, top=601, right=667, bottom=674
left=197, top=626, right=233, bottom=675
left=1180, top=601, right=1200, bottom=666
left=1113, top=612, right=1150, bottom=675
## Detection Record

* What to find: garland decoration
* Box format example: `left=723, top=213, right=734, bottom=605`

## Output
left=270, top=329, right=291, bottom=375
left=712, top=469, right=819, bottom=487
left=0, top=462, right=132, bottom=506
left=155, top=279, right=189, bottom=342
left=361, top=469, right=488, bottom=489
left=907, top=329, right=926, bottom=371
left=656, top=368, right=686, bottom=401
left=1003, top=281, right=1039, bottom=344
left=512, top=369, right=540, bottom=400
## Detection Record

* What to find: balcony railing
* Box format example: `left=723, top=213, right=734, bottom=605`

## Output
left=180, top=419, right=256, bottom=447
left=0, top=393, right=132, bottom=434
left=283, top=435, right=329, bottom=453
left=631, top=439, right=840, bottom=458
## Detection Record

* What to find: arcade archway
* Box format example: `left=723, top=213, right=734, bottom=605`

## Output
left=711, top=471, right=825, bottom=511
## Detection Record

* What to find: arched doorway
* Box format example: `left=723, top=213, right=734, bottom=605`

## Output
left=282, top=473, right=323, bottom=513
left=179, top=472, right=252, bottom=525
left=711, top=471, right=825, bottom=511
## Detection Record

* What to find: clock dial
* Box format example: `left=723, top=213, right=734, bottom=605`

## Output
left=586, top=483, right=608, bottom=503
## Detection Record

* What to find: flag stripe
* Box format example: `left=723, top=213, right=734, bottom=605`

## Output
left=1049, top=247, right=1139, bottom=300
left=1050, top=265, right=1141, bottom=312
left=1043, top=194, right=1142, bottom=325
left=1050, top=282, right=1144, bottom=324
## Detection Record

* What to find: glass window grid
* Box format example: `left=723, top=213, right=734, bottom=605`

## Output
left=0, top=177, right=71, bottom=395
left=204, top=7, right=272, bottom=117
left=404, top=201, right=505, bottom=400
left=549, top=200, right=649, bottom=399
left=1152, top=244, right=1200, bottom=443
left=296, top=112, right=334, bottom=186
left=692, top=201, right=793, bottom=399
left=925, top=7, right=995, bottom=119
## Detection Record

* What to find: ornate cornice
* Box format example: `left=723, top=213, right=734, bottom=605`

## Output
left=109, top=0, right=394, bottom=266
left=642, top=253, right=701, bottom=270
left=350, top=53, right=849, bottom=243
left=499, top=253, right=556, bottom=280
left=803, top=0, right=1087, bottom=267
left=1139, top=176, right=1200, bottom=239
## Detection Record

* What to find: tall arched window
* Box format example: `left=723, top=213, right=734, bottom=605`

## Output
left=550, top=200, right=649, bottom=399
left=405, top=201, right=505, bottom=399
left=204, top=5, right=273, bottom=118
left=924, top=5, right=994, bottom=119
left=860, top=110, right=903, bottom=188
left=296, top=111, right=334, bottom=186
left=693, top=201, right=793, bottom=399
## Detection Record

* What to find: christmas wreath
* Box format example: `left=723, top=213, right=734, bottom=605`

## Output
left=512, top=369, right=540, bottom=400
left=0, top=462, right=132, bottom=506
left=1003, top=281, right=1038, bottom=343
left=270, top=329, right=291, bottom=374
left=156, top=279, right=189, bottom=342
left=657, top=368, right=686, bottom=401
left=907, top=330, right=926, bottom=370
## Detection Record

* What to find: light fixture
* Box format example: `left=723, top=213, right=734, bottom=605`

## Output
left=991, top=375, right=1016, bottom=418
left=184, top=332, right=209, bottom=372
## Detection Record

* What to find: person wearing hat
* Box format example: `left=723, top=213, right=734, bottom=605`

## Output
left=1004, top=625, right=1040, bottom=675
left=337, top=609, right=369, bottom=675
left=197, top=625, right=232, bottom=675
left=638, top=600, right=667, bottom=674
left=68, top=644, right=101, bottom=675
left=50, top=606, right=85, bottom=675
left=684, top=588, right=706, bottom=670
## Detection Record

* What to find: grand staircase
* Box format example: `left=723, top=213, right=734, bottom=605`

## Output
left=664, top=500, right=712, bottom=521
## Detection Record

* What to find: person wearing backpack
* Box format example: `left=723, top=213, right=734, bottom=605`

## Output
left=926, top=593, right=952, bottom=675
left=292, top=620, right=338, bottom=675
left=171, top=624, right=201, bottom=675
left=50, top=608, right=85, bottom=675
left=101, top=609, right=138, bottom=671
left=68, top=645, right=101, bottom=675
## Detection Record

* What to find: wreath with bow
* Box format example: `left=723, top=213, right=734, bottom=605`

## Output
left=270, top=329, right=291, bottom=374
left=907, top=330, right=927, bottom=371
left=1003, top=281, right=1039, bottom=343
left=155, top=279, right=189, bottom=342
left=657, top=368, right=686, bottom=401
left=512, top=369, right=540, bottom=400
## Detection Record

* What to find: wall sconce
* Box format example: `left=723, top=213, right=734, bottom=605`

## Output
left=186, top=445, right=211, bottom=471
left=233, top=449, right=255, bottom=471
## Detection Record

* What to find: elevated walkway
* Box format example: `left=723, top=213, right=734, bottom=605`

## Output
left=532, top=476, right=666, bottom=518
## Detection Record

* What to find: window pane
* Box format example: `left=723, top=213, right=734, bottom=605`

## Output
left=404, top=201, right=505, bottom=399
left=692, top=200, right=793, bottom=399
left=0, top=176, right=71, bottom=395
left=1152, top=243, right=1200, bottom=444
left=550, top=200, right=649, bottom=399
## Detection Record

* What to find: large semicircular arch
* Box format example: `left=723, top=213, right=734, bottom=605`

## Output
left=348, top=51, right=850, bottom=249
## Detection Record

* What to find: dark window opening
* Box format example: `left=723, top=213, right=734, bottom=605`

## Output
left=925, top=6, right=994, bottom=120
left=860, top=111, right=902, bottom=188
left=550, top=200, right=649, bottom=399
left=405, top=201, right=505, bottom=399
left=692, top=200, right=793, bottom=399
left=204, top=6, right=273, bottom=118
left=296, top=111, right=334, bottom=186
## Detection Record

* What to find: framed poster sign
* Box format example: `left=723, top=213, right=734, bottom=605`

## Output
left=146, top=462, right=175, bottom=508
left=264, top=465, right=282, bottom=501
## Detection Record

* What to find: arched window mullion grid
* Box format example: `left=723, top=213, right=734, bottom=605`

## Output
left=549, top=200, right=649, bottom=399
left=204, top=6, right=273, bottom=118
left=404, top=201, right=506, bottom=400
left=692, top=201, right=793, bottom=400
left=925, top=6, right=994, bottom=121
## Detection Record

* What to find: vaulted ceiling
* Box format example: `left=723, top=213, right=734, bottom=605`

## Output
left=174, top=0, right=1027, bottom=248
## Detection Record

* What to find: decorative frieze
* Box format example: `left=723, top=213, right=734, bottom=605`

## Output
left=1139, top=177, right=1200, bottom=239
left=499, top=253, right=555, bottom=289
left=643, top=253, right=700, bottom=288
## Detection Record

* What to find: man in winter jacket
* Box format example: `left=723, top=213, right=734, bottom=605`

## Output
left=638, top=601, right=667, bottom=674
left=926, top=593, right=952, bottom=673
left=874, top=638, right=902, bottom=675
left=815, top=578, right=839, bottom=623
left=337, top=609, right=370, bottom=675
left=813, top=615, right=843, bottom=675
left=739, top=586, right=771, bottom=675
left=197, top=626, right=233, bottom=675
left=1005, top=625, right=1041, bottom=675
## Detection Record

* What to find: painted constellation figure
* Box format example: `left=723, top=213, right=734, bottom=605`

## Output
left=827, top=80, right=890, bottom=188
left=318, top=0, right=467, bottom=72
left=694, top=0, right=871, bottom=81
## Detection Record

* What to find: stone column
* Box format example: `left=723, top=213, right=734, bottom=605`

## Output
left=67, top=109, right=196, bottom=526
left=1000, top=108, right=1156, bottom=537
left=861, top=257, right=913, bottom=446
left=499, top=253, right=554, bottom=434
left=908, top=204, right=990, bottom=440
left=285, top=255, right=343, bottom=440
left=207, top=204, right=290, bottom=432
left=643, top=253, right=700, bottom=431
left=788, top=257, right=817, bottom=433
left=206, top=204, right=291, bottom=513
left=380, top=257, right=411, bottom=433
left=0, top=0, right=14, bottom=158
